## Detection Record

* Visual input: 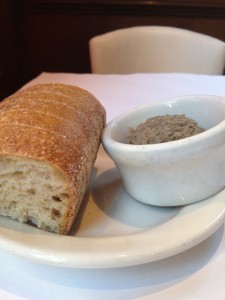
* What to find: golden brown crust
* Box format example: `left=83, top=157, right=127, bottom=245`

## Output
left=0, top=83, right=106, bottom=234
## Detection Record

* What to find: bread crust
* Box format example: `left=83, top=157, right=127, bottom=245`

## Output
left=0, top=83, right=106, bottom=234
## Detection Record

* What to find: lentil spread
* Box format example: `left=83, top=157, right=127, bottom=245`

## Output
left=128, top=114, right=205, bottom=145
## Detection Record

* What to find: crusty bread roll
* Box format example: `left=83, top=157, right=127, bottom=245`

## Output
left=0, top=83, right=106, bottom=234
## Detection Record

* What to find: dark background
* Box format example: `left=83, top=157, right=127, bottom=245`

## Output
left=1, top=0, right=225, bottom=100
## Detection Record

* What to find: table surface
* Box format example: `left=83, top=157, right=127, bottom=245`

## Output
left=1, top=72, right=225, bottom=300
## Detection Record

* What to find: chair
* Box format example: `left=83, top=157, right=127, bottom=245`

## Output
left=89, top=26, right=225, bottom=75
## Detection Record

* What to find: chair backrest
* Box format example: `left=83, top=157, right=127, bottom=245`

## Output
left=89, top=26, right=225, bottom=75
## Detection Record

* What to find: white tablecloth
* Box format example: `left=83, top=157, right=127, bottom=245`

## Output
left=1, top=72, right=225, bottom=300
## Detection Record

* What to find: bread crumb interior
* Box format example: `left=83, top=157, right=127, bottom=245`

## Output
left=0, top=156, right=69, bottom=233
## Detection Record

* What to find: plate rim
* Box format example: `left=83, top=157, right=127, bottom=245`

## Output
left=0, top=188, right=224, bottom=269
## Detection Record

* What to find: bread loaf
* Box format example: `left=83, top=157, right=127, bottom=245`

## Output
left=0, top=83, right=106, bottom=234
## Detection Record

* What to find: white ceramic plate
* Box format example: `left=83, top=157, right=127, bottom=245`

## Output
left=0, top=146, right=225, bottom=269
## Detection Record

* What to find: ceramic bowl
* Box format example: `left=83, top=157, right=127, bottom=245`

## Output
left=102, top=95, right=225, bottom=206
